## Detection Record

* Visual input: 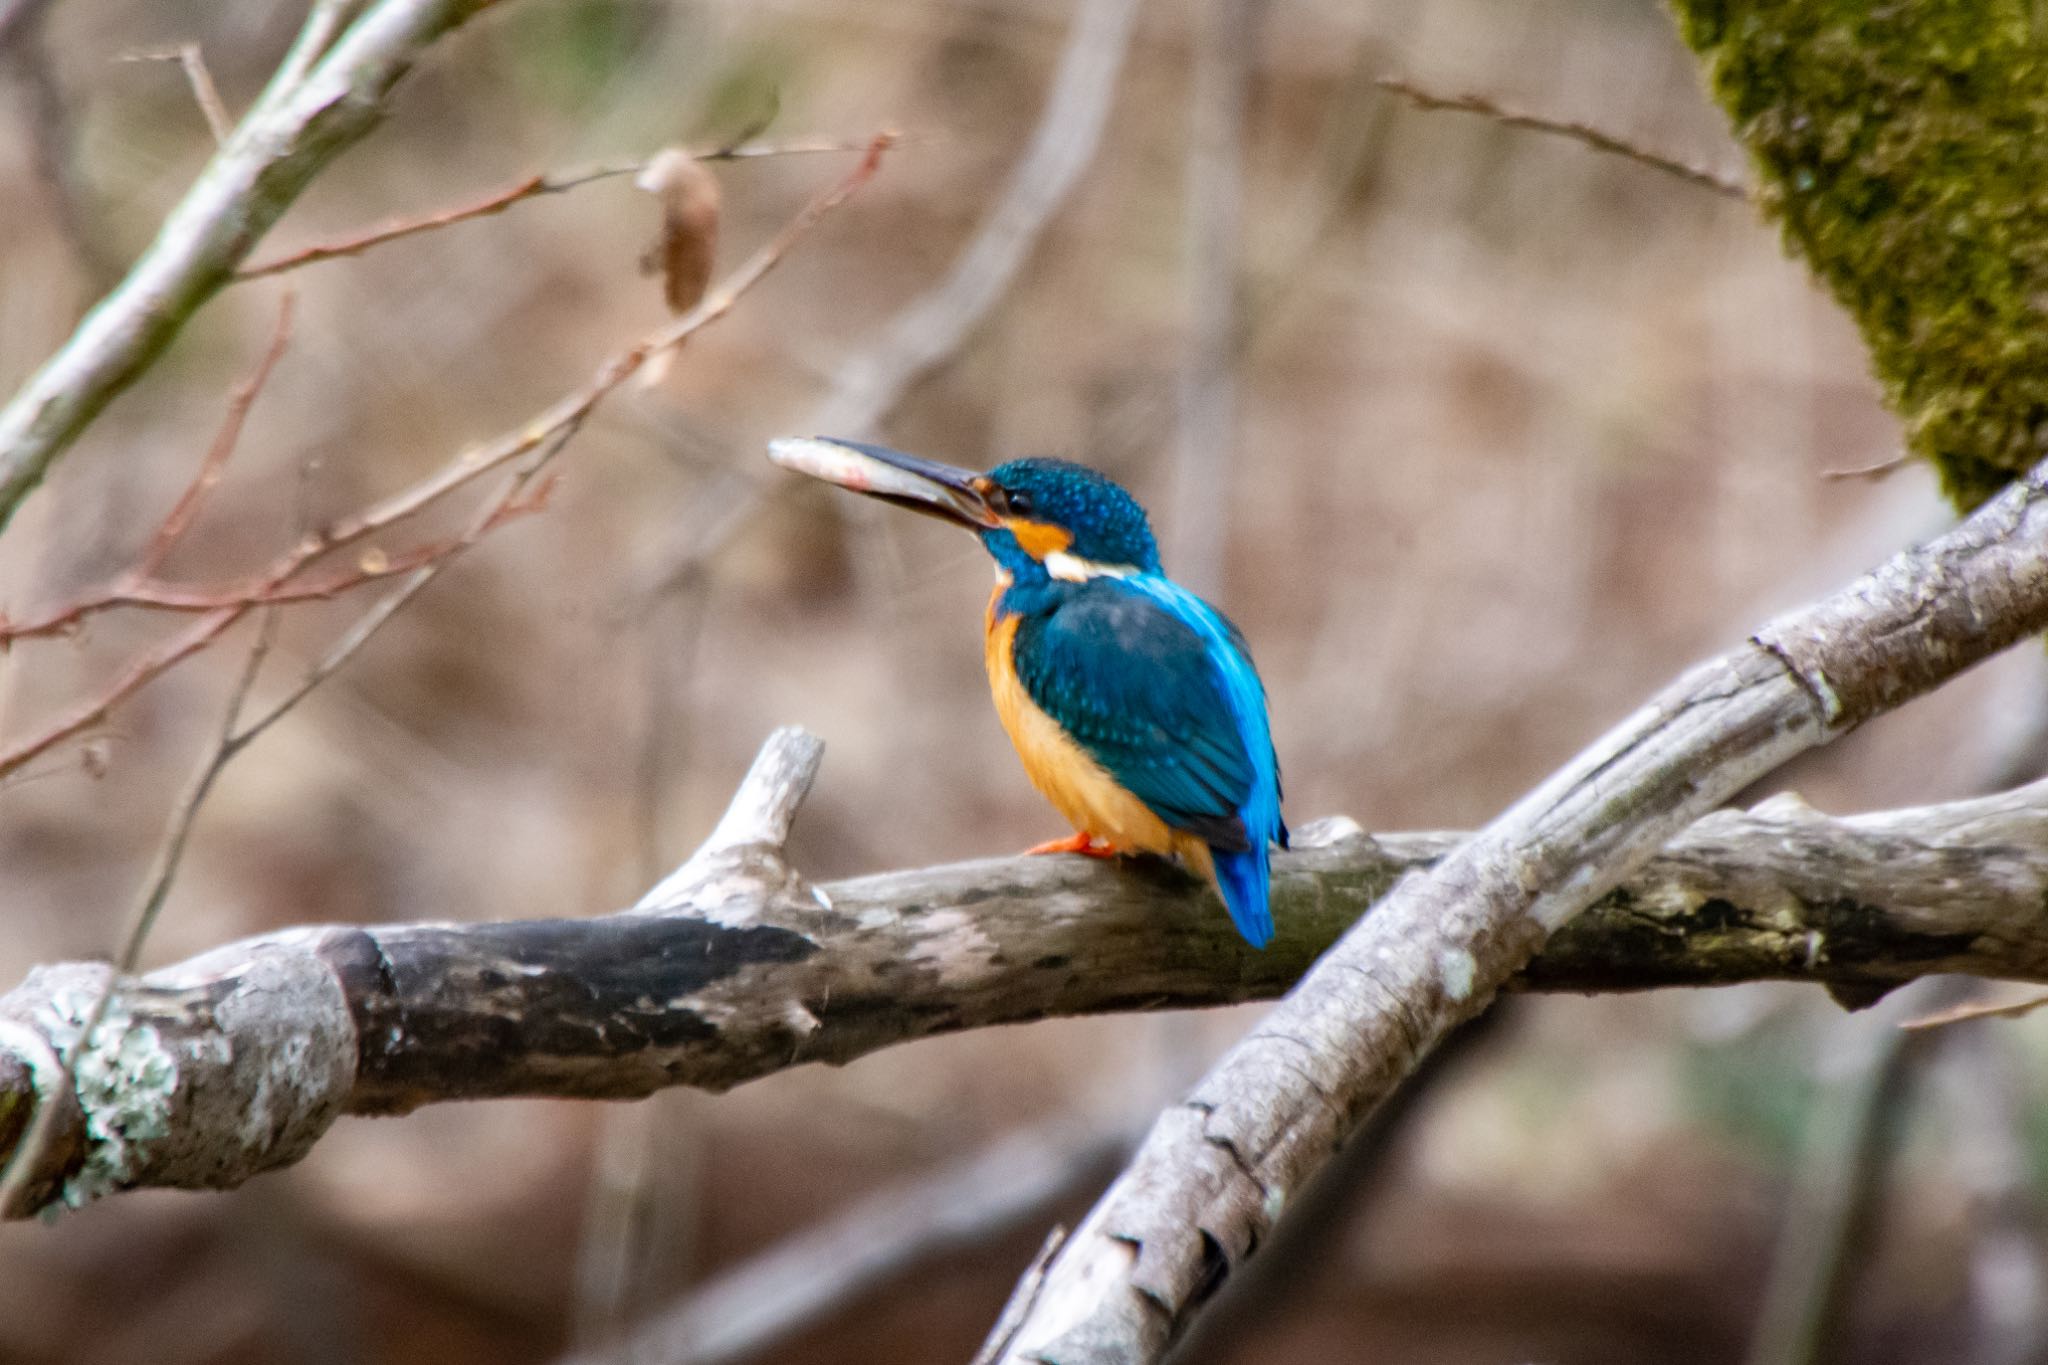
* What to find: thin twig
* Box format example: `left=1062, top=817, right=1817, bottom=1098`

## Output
left=119, top=609, right=281, bottom=972
left=1376, top=75, right=1747, bottom=200
left=118, top=43, right=234, bottom=145
left=235, top=139, right=888, bottom=280
left=1900, top=990, right=2048, bottom=1031
left=137, top=291, right=298, bottom=578
left=1819, top=451, right=1914, bottom=482
left=0, top=476, right=543, bottom=642
left=232, top=446, right=565, bottom=754
left=0, top=134, right=896, bottom=781
left=1170, top=0, right=1260, bottom=598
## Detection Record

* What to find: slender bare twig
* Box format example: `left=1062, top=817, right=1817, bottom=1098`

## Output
left=0, top=135, right=896, bottom=782
left=139, top=293, right=298, bottom=577
left=1170, top=0, right=1260, bottom=597
left=0, top=495, right=544, bottom=643
left=118, top=43, right=234, bottom=145
left=235, top=139, right=877, bottom=281
left=0, top=0, right=497, bottom=530
left=1819, top=451, right=1914, bottom=482
left=1376, top=75, right=1747, bottom=200
left=1901, top=991, right=2048, bottom=1031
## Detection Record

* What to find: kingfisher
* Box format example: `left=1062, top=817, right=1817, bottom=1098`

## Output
left=766, top=436, right=1288, bottom=947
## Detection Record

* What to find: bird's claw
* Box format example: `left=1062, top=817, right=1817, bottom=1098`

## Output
left=1024, top=832, right=1120, bottom=859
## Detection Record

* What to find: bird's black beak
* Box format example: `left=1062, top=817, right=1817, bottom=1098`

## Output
left=767, top=436, right=1001, bottom=531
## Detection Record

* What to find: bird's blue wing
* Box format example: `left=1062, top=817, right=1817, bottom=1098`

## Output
left=1011, top=577, right=1284, bottom=855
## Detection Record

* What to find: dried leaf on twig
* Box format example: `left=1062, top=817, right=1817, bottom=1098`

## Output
left=637, top=149, right=722, bottom=314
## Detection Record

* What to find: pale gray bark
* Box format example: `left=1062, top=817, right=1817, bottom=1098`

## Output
left=981, top=462, right=2048, bottom=1364
left=0, top=0, right=494, bottom=528
left=7, top=725, right=2048, bottom=1219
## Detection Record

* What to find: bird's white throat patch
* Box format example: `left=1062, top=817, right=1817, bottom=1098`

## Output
left=1043, top=551, right=1138, bottom=582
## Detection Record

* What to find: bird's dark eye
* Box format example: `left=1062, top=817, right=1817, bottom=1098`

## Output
left=1005, top=488, right=1035, bottom=516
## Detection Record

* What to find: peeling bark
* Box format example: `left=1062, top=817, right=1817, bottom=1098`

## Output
left=6, top=728, right=2048, bottom=1219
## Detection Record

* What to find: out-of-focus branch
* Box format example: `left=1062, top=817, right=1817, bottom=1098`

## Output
left=1746, top=989, right=1935, bottom=1365
left=806, top=0, right=1143, bottom=436
left=2, top=0, right=122, bottom=292
left=1376, top=75, right=1747, bottom=200
left=0, top=135, right=895, bottom=782
left=978, top=452, right=2048, bottom=1362
left=9, top=727, right=2048, bottom=1216
left=561, top=1120, right=1130, bottom=1365
left=1169, top=0, right=1260, bottom=598
left=0, top=0, right=496, bottom=530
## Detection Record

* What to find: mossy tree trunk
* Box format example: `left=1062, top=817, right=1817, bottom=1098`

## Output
left=1671, top=0, right=2048, bottom=511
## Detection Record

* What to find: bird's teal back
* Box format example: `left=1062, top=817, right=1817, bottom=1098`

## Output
left=1006, top=572, right=1286, bottom=946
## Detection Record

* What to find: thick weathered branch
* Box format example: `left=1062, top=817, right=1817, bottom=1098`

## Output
left=0, top=0, right=494, bottom=528
left=6, top=725, right=2048, bottom=1218
left=980, top=458, right=2048, bottom=1362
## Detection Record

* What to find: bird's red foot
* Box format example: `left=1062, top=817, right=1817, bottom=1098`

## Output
left=1025, top=831, right=1120, bottom=859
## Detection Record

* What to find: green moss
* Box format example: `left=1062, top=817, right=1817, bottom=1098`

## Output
left=1672, top=0, right=2048, bottom=511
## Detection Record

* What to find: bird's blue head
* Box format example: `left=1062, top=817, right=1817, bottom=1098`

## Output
left=981, top=457, right=1160, bottom=577
left=765, top=438, right=1161, bottom=581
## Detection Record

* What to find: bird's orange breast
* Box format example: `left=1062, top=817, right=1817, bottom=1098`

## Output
left=983, top=586, right=1209, bottom=874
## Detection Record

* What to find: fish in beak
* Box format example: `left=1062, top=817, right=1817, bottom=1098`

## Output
left=767, top=436, right=1000, bottom=530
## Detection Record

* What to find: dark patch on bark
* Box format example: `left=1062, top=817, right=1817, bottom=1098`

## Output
left=1191, top=1229, right=1232, bottom=1308
left=1692, top=897, right=1746, bottom=932
left=329, top=918, right=816, bottom=1110
left=0, top=1048, right=87, bottom=1217
left=1802, top=897, right=1979, bottom=964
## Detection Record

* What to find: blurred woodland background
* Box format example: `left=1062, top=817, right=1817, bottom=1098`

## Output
left=4, top=0, right=2048, bottom=1361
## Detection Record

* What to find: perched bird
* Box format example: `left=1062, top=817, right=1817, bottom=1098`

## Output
left=767, top=436, right=1288, bottom=947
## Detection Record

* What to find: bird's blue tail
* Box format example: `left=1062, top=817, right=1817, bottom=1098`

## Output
left=1212, top=844, right=1273, bottom=948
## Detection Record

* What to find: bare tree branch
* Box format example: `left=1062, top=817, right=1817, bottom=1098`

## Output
left=0, top=0, right=496, bottom=530
left=8, top=722, right=2048, bottom=1218
left=1376, top=75, right=1747, bottom=199
left=979, top=456, right=2048, bottom=1363
left=233, top=139, right=875, bottom=281
left=1, top=0, right=122, bottom=293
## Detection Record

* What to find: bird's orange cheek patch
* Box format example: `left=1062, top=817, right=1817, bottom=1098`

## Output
left=1004, top=518, right=1073, bottom=560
